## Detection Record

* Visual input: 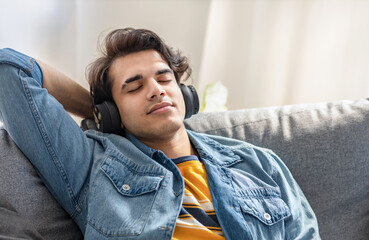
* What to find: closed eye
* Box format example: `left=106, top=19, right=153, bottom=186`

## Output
left=158, top=80, right=172, bottom=83
left=128, top=85, right=142, bottom=93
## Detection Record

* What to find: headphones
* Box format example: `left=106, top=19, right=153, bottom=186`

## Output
left=92, top=83, right=199, bottom=133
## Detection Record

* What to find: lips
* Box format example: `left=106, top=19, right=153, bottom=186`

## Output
left=147, top=102, right=173, bottom=114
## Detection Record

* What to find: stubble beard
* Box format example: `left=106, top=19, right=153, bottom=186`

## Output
left=135, top=117, right=185, bottom=144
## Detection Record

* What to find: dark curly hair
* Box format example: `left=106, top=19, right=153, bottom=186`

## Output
left=87, top=28, right=192, bottom=104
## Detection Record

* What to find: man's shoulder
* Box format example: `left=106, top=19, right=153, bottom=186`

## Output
left=188, top=130, right=268, bottom=149
left=187, top=130, right=281, bottom=177
left=187, top=130, right=275, bottom=160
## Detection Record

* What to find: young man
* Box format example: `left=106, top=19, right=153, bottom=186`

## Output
left=0, top=28, right=320, bottom=239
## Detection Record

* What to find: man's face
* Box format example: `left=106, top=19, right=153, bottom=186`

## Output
left=109, top=50, right=186, bottom=141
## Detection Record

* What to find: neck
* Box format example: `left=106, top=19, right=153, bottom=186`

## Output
left=138, top=127, right=197, bottom=159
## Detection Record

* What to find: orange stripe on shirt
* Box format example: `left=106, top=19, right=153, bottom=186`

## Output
left=171, top=156, right=225, bottom=240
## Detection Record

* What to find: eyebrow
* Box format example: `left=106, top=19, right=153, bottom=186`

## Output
left=121, top=68, right=173, bottom=90
left=156, top=68, right=173, bottom=75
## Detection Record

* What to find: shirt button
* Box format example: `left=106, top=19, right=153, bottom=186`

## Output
left=122, top=184, right=130, bottom=191
left=264, top=212, right=271, bottom=221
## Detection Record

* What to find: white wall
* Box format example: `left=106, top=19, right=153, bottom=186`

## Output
left=0, top=0, right=78, bottom=79
left=1, top=0, right=368, bottom=114
left=0, top=0, right=210, bottom=88
left=73, top=0, right=210, bottom=89
left=198, top=0, right=369, bottom=109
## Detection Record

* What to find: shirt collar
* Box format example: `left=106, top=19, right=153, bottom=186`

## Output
left=186, top=130, right=241, bottom=166
left=123, top=131, right=157, bottom=158
left=124, top=129, right=241, bottom=166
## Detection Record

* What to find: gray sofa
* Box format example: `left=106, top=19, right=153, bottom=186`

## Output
left=0, top=98, right=368, bottom=239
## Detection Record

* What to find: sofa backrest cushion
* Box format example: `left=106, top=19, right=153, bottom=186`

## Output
left=0, top=128, right=83, bottom=239
left=185, top=98, right=369, bottom=240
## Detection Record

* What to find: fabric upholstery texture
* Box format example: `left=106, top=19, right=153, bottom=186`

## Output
left=0, top=98, right=368, bottom=239
left=0, top=128, right=83, bottom=239
left=185, top=98, right=369, bottom=240
left=0, top=194, right=44, bottom=239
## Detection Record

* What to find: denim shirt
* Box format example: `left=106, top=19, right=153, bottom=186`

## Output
left=0, top=48, right=320, bottom=240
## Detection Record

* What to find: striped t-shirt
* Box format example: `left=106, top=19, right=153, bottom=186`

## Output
left=171, top=155, right=225, bottom=240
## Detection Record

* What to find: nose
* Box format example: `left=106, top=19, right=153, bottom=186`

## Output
left=146, top=79, right=166, bottom=100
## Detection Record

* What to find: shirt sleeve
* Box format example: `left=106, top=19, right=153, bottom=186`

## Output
left=0, top=48, right=93, bottom=216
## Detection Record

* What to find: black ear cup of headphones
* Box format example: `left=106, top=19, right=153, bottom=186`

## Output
left=93, top=84, right=199, bottom=133
left=93, top=101, right=121, bottom=133
left=179, top=83, right=199, bottom=119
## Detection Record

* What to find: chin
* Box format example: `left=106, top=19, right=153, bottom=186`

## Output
left=150, top=119, right=184, bottom=136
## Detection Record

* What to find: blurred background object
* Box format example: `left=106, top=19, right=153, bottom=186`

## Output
left=200, top=82, right=228, bottom=112
left=1, top=0, right=369, bottom=113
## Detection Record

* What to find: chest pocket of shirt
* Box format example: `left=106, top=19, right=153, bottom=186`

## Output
left=238, top=189, right=291, bottom=239
left=87, top=156, right=164, bottom=237
left=228, top=168, right=291, bottom=239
